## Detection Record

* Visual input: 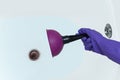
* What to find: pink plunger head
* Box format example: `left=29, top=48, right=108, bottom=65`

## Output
left=46, top=29, right=64, bottom=57
left=46, top=29, right=88, bottom=57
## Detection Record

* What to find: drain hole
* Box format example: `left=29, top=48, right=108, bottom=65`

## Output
left=29, top=49, right=40, bottom=61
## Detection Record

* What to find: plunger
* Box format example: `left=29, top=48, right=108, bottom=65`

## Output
left=46, top=29, right=88, bottom=57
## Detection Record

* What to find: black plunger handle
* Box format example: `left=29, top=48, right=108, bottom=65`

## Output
left=62, top=34, right=89, bottom=44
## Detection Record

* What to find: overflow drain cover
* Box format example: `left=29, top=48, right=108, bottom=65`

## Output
left=104, top=24, right=112, bottom=38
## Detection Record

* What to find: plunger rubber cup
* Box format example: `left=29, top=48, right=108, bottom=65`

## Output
left=46, top=29, right=89, bottom=57
left=46, top=29, right=64, bottom=57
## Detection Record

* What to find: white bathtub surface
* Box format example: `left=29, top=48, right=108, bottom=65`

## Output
left=0, top=0, right=119, bottom=80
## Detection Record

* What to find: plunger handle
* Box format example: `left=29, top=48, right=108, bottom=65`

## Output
left=62, top=34, right=89, bottom=44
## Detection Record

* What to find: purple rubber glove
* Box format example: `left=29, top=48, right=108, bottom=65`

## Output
left=78, top=28, right=120, bottom=64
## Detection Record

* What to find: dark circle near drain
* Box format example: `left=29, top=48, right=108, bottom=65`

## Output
left=29, top=49, right=40, bottom=61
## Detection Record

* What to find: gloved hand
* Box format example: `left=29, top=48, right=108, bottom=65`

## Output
left=78, top=28, right=120, bottom=64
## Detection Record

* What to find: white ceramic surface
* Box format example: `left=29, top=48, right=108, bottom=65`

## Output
left=0, top=0, right=119, bottom=80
